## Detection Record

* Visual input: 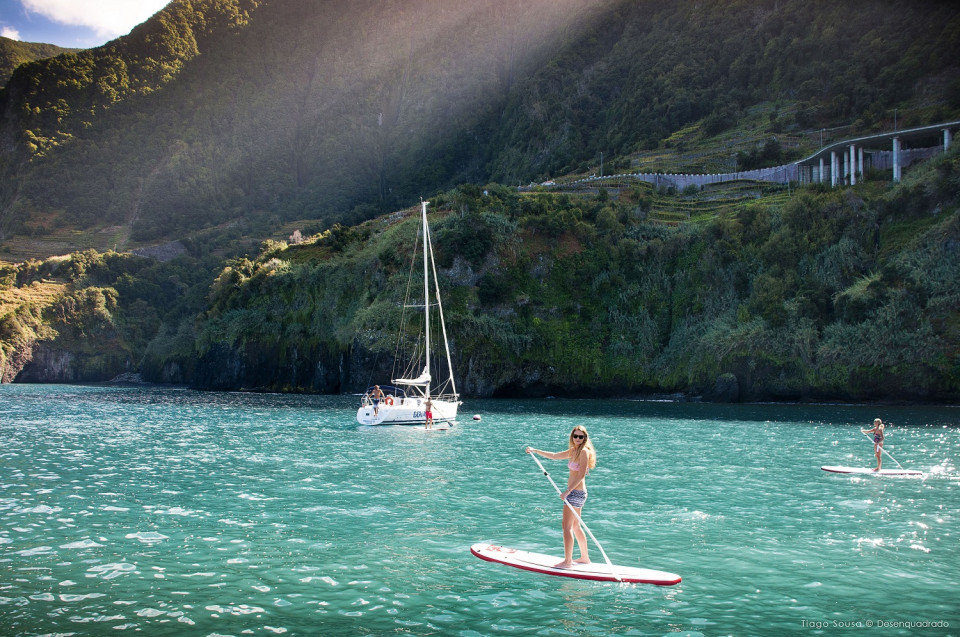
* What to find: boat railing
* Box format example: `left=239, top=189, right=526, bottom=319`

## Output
left=429, top=392, right=460, bottom=404
left=360, top=386, right=458, bottom=407
left=360, top=385, right=407, bottom=406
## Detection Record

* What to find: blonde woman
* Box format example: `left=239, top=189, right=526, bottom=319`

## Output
left=526, top=426, right=597, bottom=568
left=861, top=418, right=885, bottom=471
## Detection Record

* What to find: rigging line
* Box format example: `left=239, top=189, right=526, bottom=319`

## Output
left=528, top=453, right=623, bottom=583
left=393, top=213, right=422, bottom=381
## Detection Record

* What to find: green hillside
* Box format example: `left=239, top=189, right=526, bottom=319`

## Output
left=1, top=0, right=959, bottom=401
left=0, top=36, right=78, bottom=85
left=4, top=148, right=959, bottom=400
left=1, top=0, right=958, bottom=259
left=0, top=0, right=600, bottom=251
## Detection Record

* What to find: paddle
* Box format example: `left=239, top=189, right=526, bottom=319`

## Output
left=860, top=429, right=905, bottom=470
left=528, top=452, right=623, bottom=583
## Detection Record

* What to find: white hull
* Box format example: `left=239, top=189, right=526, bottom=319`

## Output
left=357, top=397, right=458, bottom=426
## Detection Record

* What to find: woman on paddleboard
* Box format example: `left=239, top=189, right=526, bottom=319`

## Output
left=526, top=426, right=597, bottom=568
left=861, top=418, right=885, bottom=471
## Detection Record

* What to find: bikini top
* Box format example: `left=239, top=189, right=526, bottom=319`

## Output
left=568, top=457, right=588, bottom=473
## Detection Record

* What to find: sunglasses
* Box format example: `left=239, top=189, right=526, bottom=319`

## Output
left=572, top=433, right=586, bottom=439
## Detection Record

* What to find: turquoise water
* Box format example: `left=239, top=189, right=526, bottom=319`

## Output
left=1, top=385, right=958, bottom=636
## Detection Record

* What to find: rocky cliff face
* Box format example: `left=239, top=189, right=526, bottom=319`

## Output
left=186, top=342, right=353, bottom=393
left=10, top=327, right=949, bottom=402
left=1, top=340, right=34, bottom=383
left=14, top=341, right=133, bottom=383
left=183, top=338, right=500, bottom=397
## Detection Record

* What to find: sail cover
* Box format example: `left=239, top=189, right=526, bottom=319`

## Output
left=393, top=369, right=431, bottom=386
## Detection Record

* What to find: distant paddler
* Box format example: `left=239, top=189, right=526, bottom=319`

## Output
left=424, top=398, right=434, bottom=429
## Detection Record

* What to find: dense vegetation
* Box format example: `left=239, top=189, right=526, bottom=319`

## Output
left=1, top=0, right=958, bottom=254
left=0, top=0, right=594, bottom=245
left=1, top=0, right=959, bottom=401
left=489, top=0, right=960, bottom=181
left=0, top=37, right=77, bottom=85
left=188, top=151, right=960, bottom=401
left=0, top=246, right=222, bottom=382
left=4, top=148, right=957, bottom=400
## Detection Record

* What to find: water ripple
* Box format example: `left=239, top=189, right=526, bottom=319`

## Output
left=1, top=386, right=958, bottom=634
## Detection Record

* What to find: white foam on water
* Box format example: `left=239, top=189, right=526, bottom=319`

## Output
left=60, top=539, right=103, bottom=549
left=125, top=531, right=169, bottom=544
left=87, top=562, right=138, bottom=580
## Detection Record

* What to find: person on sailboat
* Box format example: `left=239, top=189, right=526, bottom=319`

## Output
left=525, top=426, right=596, bottom=568
left=371, top=385, right=385, bottom=416
left=861, top=418, right=885, bottom=471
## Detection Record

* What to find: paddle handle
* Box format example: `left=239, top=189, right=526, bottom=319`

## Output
left=860, top=429, right=904, bottom=469
left=528, top=451, right=623, bottom=583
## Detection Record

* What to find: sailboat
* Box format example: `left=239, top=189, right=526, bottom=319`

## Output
left=357, top=200, right=461, bottom=426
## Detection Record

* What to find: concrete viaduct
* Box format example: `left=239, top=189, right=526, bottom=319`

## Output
left=568, top=120, right=958, bottom=191
left=795, top=120, right=956, bottom=186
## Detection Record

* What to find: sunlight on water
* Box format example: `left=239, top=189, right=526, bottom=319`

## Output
left=1, top=385, right=958, bottom=634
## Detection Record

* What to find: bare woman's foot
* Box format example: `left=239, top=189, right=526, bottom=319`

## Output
left=574, top=557, right=591, bottom=565
left=554, top=560, right=573, bottom=568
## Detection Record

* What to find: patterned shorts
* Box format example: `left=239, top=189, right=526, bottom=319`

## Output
left=565, top=489, right=587, bottom=508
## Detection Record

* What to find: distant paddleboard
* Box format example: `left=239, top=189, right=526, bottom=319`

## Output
left=821, top=465, right=923, bottom=476
left=470, top=543, right=681, bottom=585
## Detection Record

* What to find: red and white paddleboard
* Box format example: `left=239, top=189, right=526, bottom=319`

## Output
left=470, top=543, right=681, bottom=585
left=821, top=465, right=923, bottom=476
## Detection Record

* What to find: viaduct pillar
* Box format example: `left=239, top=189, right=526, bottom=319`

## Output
left=893, top=137, right=901, bottom=182
left=849, top=144, right=856, bottom=186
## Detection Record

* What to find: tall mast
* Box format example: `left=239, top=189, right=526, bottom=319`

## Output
left=429, top=218, right=459, bottom=400
left=421, top=200, right=431, bottom=399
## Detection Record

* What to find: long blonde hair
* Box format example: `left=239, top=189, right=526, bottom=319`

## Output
left=568, top=426, right=597, bottom=469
